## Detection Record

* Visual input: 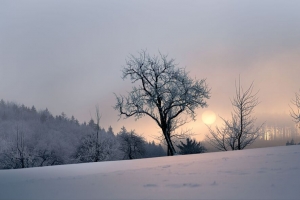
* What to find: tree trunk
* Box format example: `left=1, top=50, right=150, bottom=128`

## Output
left=95, top=129, right=99, bottom=162
left=163, top=130, right=176, bottom=156
left=238, top=109, right=243, bottom=150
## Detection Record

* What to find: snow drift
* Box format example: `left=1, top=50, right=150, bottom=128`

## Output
left=0, top=145, right=299, bottom=200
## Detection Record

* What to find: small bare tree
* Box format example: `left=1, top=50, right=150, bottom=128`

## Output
left=87, top=106, right=102, bottom=162
left=290, top=90, right=300, bottom=126
left=206, top=79, right=263, bottom=151
left=74, top=133, right=117, bottom=163
left=94, top=106, right=101, bottom=162
left=114, top=50, right=210, bottom=156
left=206, top=121, right=234, bottom=151
left=16, top=125, right=26, bottom=168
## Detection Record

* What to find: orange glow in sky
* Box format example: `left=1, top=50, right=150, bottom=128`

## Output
left=202, top=110, right=217, bottom=125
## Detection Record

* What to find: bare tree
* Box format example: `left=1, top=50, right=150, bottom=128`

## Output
left=206, top=117, right=241, bottom=151
left=114, top=50, right=210, bottom=156
left=72, top=106, right=117, bottom=162
left=290, top=90, right=300, bottom=126
left=94, top=106, right=101, bottom=162
left=206, top=79, right=263, bottom=151
left=16, top=125, right=26, bottom=168
left=73, top=133, right=118, bottom=163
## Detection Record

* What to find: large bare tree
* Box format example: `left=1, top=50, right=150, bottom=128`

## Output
left=206, top=79, right=263, bottom=151
left=114, top=50, right=210, bottom=156
left=290, top=90, right=300, bottom=126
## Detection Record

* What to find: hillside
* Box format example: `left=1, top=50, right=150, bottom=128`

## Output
left=0, top=100, right=166, bottom=169
left=1, top=145, right=299, bottom=200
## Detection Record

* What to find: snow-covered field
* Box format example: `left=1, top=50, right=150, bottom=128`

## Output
left=0, top=145, right=300, bottom=200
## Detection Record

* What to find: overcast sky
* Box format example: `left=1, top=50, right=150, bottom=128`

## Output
left=1, top=0, right=300, bottom=141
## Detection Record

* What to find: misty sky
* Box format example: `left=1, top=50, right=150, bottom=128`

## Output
left=1, top=0, right=300, bottom=141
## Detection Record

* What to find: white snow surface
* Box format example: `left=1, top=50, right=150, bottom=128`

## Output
left=1, top=145, right=300, bottom=200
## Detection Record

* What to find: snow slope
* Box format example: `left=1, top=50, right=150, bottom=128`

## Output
left=0, top=145, right=300, bottom=200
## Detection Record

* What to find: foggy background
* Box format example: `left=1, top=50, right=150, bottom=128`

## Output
left=1, top=0, right=300, bottom=141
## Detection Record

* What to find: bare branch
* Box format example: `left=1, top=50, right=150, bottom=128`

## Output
left=290, top=90, right=300, bottom=125
left=206, top=78, right=263, bottom=151
left=114, top=50, right=210, bottom=156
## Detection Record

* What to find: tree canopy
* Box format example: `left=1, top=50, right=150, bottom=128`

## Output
left=115, top=50, right=210, bottom=155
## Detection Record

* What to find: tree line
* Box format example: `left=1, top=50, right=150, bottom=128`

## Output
left=0, top=100, right=207, bottom=169
left=0, top=100, right=167, bottom=169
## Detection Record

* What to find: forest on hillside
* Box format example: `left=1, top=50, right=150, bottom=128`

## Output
left=1, top=98, right=299, bottom=169
left=0, top=100, right=167, bottom=169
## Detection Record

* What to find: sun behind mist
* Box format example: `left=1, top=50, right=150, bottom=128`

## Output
left=202, top=110, right=216, bottom=125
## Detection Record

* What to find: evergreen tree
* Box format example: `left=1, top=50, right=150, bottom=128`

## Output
left=177, top=138, right=207, bottom=155
left=144, top=141, right=166, bottom=158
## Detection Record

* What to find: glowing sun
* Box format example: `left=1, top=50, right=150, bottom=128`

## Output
left=202, top=110, right=216, bottom=125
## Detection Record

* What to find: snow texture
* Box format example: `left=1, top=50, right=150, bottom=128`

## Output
left=0, top=145, right=300, bottom=200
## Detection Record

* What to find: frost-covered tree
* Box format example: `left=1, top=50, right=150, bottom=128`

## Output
left=290, top=90, right=300, bottom=127
left=72, top=108, right=118, bottom=163
left=177, top=138, right=207, bottom=155
left=206, top=79, right=263, bottom=151
left=73, top=131, right=119, bottom=163
left=114, top=50, right=210, bottom=156
left=0, top=100, right=118, bottom=168
left=75, top=106, right=115, bottom=163
left=117, top=127, right=146, bottom=160
left=94, top=106, right=101, bottom=162
left=1, top=125, right=36, bottom=169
